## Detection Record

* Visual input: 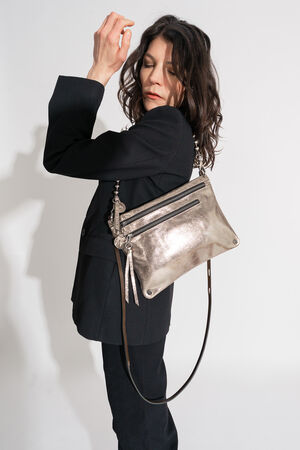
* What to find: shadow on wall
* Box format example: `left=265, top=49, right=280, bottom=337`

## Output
left=0, top=123, right=114, bottom=449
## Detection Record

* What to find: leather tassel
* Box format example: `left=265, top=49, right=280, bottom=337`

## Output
left=124, top=251, right=130, bottom=304
left=129, top=249, right=139, bottom=306
left=124, top=248, right=140, bottom=306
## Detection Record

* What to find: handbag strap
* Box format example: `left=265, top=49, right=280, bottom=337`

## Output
left=114, top=246, right=212, bottom=405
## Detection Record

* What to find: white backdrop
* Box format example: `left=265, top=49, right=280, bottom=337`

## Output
left=1, top=1, right=300, bottom=449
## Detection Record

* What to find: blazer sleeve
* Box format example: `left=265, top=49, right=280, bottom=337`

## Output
left=42, top=75, right=183, bottom=181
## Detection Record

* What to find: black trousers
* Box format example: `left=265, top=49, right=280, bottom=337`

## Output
left=101, top=335, right=178, bottom=450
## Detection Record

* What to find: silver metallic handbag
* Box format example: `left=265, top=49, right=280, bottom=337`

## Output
left=107, top=137, right=240, bottom=405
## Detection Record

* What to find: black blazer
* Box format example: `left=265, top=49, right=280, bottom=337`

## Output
left=43, top=75, right=195, bottom=345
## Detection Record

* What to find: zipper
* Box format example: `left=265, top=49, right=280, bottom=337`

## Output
left=128, top=198, right=200, bottom=238
left=121, top=181, right=205, bottom=227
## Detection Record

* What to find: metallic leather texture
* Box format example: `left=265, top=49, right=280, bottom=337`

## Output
left=108, top=172, right=240, bottom=302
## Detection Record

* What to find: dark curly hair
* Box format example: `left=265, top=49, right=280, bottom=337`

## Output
left=117, top=14, right=223, bottom=172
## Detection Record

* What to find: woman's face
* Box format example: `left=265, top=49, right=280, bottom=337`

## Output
left=140, top=35, right=185, bottom=111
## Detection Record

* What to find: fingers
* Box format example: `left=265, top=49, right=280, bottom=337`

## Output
left=97, top=14, right=109, bottom=33
left=110, top=22, right=134, bottom=50
left=108, top=14, right=135, bottom=44
left=96, top=11, right=134, bottom=38
left=118, top=28, right=132, bottom=61
left=92, top=12, right=134, bottom=75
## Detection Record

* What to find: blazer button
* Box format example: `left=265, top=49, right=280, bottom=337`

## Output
left=81, top=227, right=86, bottom=236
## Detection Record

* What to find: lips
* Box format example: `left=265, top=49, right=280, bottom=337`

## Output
left=145, top=92, right=162, bottom=98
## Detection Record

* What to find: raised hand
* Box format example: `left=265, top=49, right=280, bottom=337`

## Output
left=87, top=11, right=135, bottom=86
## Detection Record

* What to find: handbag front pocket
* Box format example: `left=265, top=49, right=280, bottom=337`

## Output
left=128, top=198, right=200, bottom=238
left=120, top=180, right=205, bottom=228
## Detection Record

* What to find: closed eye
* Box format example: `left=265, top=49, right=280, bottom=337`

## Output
left=142, top=63, right=175, bottom=76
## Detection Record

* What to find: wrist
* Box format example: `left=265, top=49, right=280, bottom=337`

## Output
left=86, top=66, right=112, bottom=86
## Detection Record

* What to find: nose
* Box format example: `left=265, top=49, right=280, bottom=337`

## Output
left=148, top=65, right=164, bottom=85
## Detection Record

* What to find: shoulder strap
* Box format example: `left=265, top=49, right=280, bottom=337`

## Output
left=114, top=246, right=212, bottom=405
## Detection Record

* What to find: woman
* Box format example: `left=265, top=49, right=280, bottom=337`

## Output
left=43, top=11, right=222, bottom=449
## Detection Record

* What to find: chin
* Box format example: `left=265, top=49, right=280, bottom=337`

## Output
left=144, top=99, right=165, bottom=108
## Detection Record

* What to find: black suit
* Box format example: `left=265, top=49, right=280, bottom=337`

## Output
left=43, top=75, right=195, bottom=345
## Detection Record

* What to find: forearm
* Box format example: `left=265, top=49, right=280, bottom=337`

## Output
left=43, top=75, right=105, bottom=177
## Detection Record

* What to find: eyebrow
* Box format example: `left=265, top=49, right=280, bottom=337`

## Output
left=144, top=52, right=173, bottom=65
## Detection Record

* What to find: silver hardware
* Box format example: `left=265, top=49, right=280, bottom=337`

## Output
left=125, top=233, right=132, bottom=250
left=114, top=235, right=125, bottom=249
left=193, top=133, right=206, bottom=176
left=111, top=179, right=127, bottom=234
left=233, top=239, right=238, bottom=245
left=147, top=289, right=152, bottom=295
